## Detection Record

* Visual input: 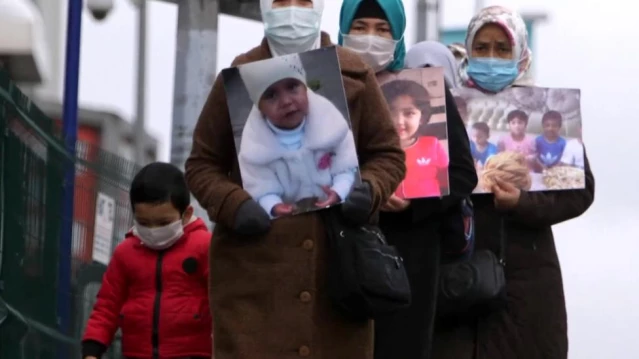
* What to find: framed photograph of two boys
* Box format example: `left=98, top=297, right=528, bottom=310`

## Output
left=452, top=86, right=586, bottom=193
left=221, top=47, right=361, bottom=219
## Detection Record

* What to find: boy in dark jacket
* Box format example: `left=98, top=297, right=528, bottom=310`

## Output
left=82, top=162, right=212, bottom=359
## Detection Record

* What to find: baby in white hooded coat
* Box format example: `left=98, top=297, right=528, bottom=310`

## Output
left=237, top=53, right=359, bottom=218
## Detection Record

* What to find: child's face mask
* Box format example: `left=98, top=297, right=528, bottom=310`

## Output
left=134, top=220, right=184, bottom=250
left=132, top=202, right=193, bottom=250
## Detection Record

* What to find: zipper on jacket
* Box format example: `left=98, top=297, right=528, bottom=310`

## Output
left=152, top=251, right=165, bottom=359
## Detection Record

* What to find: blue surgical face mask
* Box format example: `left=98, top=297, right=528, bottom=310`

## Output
left=263, top=7, right=321, bottom=56
left=466, top=58, right=519, bottom=93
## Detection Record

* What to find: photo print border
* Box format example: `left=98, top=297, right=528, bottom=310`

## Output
left=222, top=47, right=361, bottom=219
left=377, top=67, right=450, bottom=199
left=452, top=86, right=586, bottom=193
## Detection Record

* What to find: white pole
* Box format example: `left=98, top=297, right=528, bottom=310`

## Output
left=426, top=0, right=440, bottom=41
left=169, top=0, right=218, bottom=229
left=416, top=0, right=426, bottom=42
left=416, top=0, right=440, bottom=42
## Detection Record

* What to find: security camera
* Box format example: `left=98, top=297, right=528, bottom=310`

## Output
left=86, top=0, right=114, bottom=21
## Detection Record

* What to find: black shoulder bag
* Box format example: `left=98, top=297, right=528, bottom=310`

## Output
left=437, top=217, right=507, bottom=319
left=321, top=208, right=412, bottom=321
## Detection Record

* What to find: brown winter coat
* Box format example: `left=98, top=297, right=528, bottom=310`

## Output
left=432, top=152, right=596, bottom=359
left=184, top=33, right=406, bottom=359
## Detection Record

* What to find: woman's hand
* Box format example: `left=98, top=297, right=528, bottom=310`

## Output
left=381, top=194, right=410, bottom=212
left=271, top=203, right=294, bottom=217
left=492, top=178, right=521, bottom=210
left=316, top=186, right=340, bottom=208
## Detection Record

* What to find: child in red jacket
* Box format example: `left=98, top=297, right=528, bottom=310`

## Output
left=82, top=162, right=212, bottom=359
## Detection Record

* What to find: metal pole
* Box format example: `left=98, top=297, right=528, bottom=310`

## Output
left=134, top=0, right=147, bottom=165
left=416, top=0, right=427, bottom=43
left=474, top=0, right=485, bottom=14
left=170, top=0, right=218, bottom=229
left=416, top=0, right=440, bottom=42
left=59, top=0, right=83, bottom=352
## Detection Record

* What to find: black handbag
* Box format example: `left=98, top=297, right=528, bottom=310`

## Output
left=437, top=217, right=507, bottom=319
left=321, top=208, right=412, bottom=321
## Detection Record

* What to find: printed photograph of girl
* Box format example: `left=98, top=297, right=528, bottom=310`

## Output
left=452, top=86, right=585, bottom=193
left=222, top=48, right=360, bottom=218
left=378, top=67, right=450, bottom=199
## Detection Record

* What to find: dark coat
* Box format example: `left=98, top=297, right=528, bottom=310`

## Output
left=432, top=153, right=596, bottom=359
left=374, top=82, right=478, bottom=359
left=185, top=33, right=406, bottom=359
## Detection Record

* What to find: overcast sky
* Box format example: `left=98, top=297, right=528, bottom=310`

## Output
left=74, top=0, right=638, bottom=357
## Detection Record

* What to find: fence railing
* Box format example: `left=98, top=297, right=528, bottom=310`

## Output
left=0, top=69, right=138, bottom=358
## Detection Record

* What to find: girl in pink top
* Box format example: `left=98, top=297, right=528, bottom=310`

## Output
left=380, top=79, right=449, bottom=198
left=498, top=110, right=536, bottom=167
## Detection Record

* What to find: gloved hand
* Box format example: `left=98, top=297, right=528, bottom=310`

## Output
left=233, top=199, right=271, bottom=235
left=341, top=181, right=373, bottom=225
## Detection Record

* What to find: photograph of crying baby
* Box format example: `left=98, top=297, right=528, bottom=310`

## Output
left=452, top=86, right=585, bottom=194
left=222, top=47, right=360, bottom=218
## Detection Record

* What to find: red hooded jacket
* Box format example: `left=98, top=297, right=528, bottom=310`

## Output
left=82, top=218, right=212, bottom=358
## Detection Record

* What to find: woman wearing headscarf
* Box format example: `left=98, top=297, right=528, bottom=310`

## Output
left=447, top=42, right=467, bottom=66
left=405, top=40, right=463, bottom=88
left=431, top=6, right=595, bottom=359
left=338, top=2, right=477, bottom=358
left=184, top=0, right=407, bottom=358
left=338, top=0, right=405, bottom=74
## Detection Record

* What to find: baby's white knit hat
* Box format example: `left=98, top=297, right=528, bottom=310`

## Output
left=238, top=53, right=307, bottom=105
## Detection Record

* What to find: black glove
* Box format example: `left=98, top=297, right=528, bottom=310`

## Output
left=233, top=199, right=271, bottom=235
left=341, top=181, right=373, bottom=225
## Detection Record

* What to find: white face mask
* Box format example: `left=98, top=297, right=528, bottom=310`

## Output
left=133, top=220, right=184, bottom=250
left=263, top=6, right=322, bottom=57
left=342, top=34, right=398, bottom=73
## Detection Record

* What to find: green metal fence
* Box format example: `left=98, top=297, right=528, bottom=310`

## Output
left=0, top=69, right=137, bottom=358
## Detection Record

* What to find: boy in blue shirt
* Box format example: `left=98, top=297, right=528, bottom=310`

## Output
left=535, top=110, right=567, bottom=168
left=470, top=122, right=499, bottom=167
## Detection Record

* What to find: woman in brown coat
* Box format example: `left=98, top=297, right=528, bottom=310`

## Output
left=184, top=0, right=406, bottom=358
left=431, top=6, right=595, bottom=359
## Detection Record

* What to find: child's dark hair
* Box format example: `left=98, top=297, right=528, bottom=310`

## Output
left=471, top=122, right=490, bottom=136
left=506, top=109, right=529, bottom=124
left=541, top=110, right=563, bottom=126
left=130, top=162, right=190, bottom=214
left=380, top=79, right=432, bottom=124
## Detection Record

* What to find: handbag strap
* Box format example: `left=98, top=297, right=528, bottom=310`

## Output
left=498, top=217, right=506, bottom=266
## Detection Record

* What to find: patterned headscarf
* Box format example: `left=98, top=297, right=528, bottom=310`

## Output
left=459, top=6, right=533, bottom=88
left=447, top=42, right=467, bottom=63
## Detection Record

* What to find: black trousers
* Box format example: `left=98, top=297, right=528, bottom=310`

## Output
left=374, top=221, right=441, bottom=359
